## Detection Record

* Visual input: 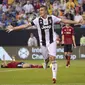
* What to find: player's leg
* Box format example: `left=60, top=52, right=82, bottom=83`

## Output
left=22, top=63, right=31, bottom=68
left=65, top=52, right=69, bottom=67
left=22, top=63, right=43, bottom=68
left=67, top=52, right=71, bottom=67
left=64, top=45, right=69, bottom=67
left=1, top=55, right=7, bottom=67
left=67, top=44, right=72, bottom=67
left=30, top=64, right=43, bottom=68
left=41, top=45, right=49, bottom=69
left=48, top=41, right=57, bottom=83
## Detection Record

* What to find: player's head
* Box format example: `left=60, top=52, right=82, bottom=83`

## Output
left=30, top=33, right=34, bottom=38
left=39, top=5, right=48, bottom=17
left=66, top=24, right=70, bottom=27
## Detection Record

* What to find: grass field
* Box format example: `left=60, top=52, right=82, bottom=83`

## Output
left=0, top=60, right=85, bottom=85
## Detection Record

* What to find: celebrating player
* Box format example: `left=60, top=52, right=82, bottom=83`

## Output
left=6, top=5, right=80, bottom=83
left=61, top=24, right=76, bottom=68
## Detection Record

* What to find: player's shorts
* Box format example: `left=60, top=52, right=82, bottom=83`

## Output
left=40, top=41, right=57, bottom=59
left=17, top=62, right=25, bottom=68
left=64, top=44, right=72, bottom=52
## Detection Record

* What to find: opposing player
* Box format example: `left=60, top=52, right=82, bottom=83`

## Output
left=1, top=55, right=43, bottom=68
left=61, top=24, right=76, bottom=68
left=6, top=5, right=79, bottom=83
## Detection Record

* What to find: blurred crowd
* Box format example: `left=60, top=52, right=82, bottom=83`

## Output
left=0, top=0, right=85, bottom=29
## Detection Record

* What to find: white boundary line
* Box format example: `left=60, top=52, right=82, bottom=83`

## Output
left=0, top=83, right=85, bottom=85
left=0, top=69, right=28, bottom=72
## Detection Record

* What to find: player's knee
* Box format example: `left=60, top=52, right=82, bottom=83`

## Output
left=52, top=60, right=56, bottom=64
left=67, top=53, right=71, bottom=57
left=49, top=56, right=55, bottom=61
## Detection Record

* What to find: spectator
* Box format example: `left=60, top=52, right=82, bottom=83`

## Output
left=40, top=0, right=46, bottom=6
left=0, top=7, right=3, bottom=16
left=74, top=0, right=78, bottom=6
left=27, top=33, right=38, bottom=47
left=33, top=0, right=40, bottom=13
left=2, top=2, right=7, bottom=12
left=15, top=2, right=22, bottom=12
left=0, top=21, right=4, bottom=29
left=65, top=10, right=74, bottom=20
left=80, top=35, right=85, bottom=46
left=22, top=1, right=34, bottom=14
left=74, top=12, right=83, bottom=27
left=8, top=0, right=14, bottom=5
left=78, top=0, right=83, bottom=4
left=60, top=0, right=66, bottom=10
left=47, top=1, right=53, bottom=15
left=82, top=0, right=85, bottom=12
left=66, top=0, right=75, bottom=10
left=80, top=12, right=85, bottom=28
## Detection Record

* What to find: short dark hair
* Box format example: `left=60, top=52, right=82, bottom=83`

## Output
left=40, top=5, right=47, bottom=10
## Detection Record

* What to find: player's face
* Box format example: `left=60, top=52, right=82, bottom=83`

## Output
left=39, top=7, right=47, bottom=17
left=66, top=24, right=70, bottom=27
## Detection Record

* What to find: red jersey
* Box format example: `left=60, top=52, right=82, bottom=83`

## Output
left=7, top=61, right=20, bottom=68
left=61, top=26, right=74, bottom=44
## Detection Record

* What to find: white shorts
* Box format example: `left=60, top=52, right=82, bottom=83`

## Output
left=40, top=41, right=57, bottom=60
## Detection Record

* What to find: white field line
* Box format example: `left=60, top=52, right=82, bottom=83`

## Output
left=0, top=69, right=28, bottom=72
left=0, top=83, right=85, bottom=85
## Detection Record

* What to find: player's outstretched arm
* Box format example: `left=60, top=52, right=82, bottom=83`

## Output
left=61, top=19, right=79, bottom=24
left=6, top=23, right=32, bottom=33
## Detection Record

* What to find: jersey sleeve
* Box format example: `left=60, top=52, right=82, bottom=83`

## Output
left=31, top=18, right=38, bottom=26
left=52, top=15, right=61, bottom=23
left=61, top=27, right=64, bottom=35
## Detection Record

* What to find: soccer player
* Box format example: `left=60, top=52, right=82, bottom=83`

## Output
left=6, top=5, right=79, bottom=83
left=61, top=24, right=76, bottom=68
left=1, top=55, right=43, bottom=68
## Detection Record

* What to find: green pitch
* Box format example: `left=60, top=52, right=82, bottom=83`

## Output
left=0, top=60, right=85, bottom=85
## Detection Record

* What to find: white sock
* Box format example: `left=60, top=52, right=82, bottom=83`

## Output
left=52, top=61, right=58, bottom=79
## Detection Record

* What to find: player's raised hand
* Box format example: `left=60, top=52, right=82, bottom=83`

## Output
left=6, top=25, right=14, bottom=33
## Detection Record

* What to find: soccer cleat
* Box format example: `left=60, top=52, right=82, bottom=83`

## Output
left=66, top=66, right=69, bottom=68
left=66, top=65, right=70, bottom=68
left=52, top=78, right=56, bottom=84
left=68, top=64, right=70, bottom=67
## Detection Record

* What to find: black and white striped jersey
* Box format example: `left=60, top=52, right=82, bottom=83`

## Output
left=31, top=15, right=61, bottom=46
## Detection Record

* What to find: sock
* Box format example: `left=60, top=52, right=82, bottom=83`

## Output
left=31, top=65, right=38, bottom=68
left=66, top=59, right=69, bottom=66
left=68, top=56, right=70, bottom=65
left=31, top=65, right=43, bottom=68
left=66, top=54, right=71, bottom=66
left=52, top=61, right=58, bottom=79
left=65, top=55, right=68, bottom=60
left=44, top=57, right=49, bottom=67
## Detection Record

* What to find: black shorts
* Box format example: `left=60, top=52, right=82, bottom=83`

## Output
left=17, top=62, right=25, bottom=68
left=64, top=44, right=73, bottom=52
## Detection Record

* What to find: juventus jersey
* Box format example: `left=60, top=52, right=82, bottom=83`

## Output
left=31, top=15, right=61, bottom=46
